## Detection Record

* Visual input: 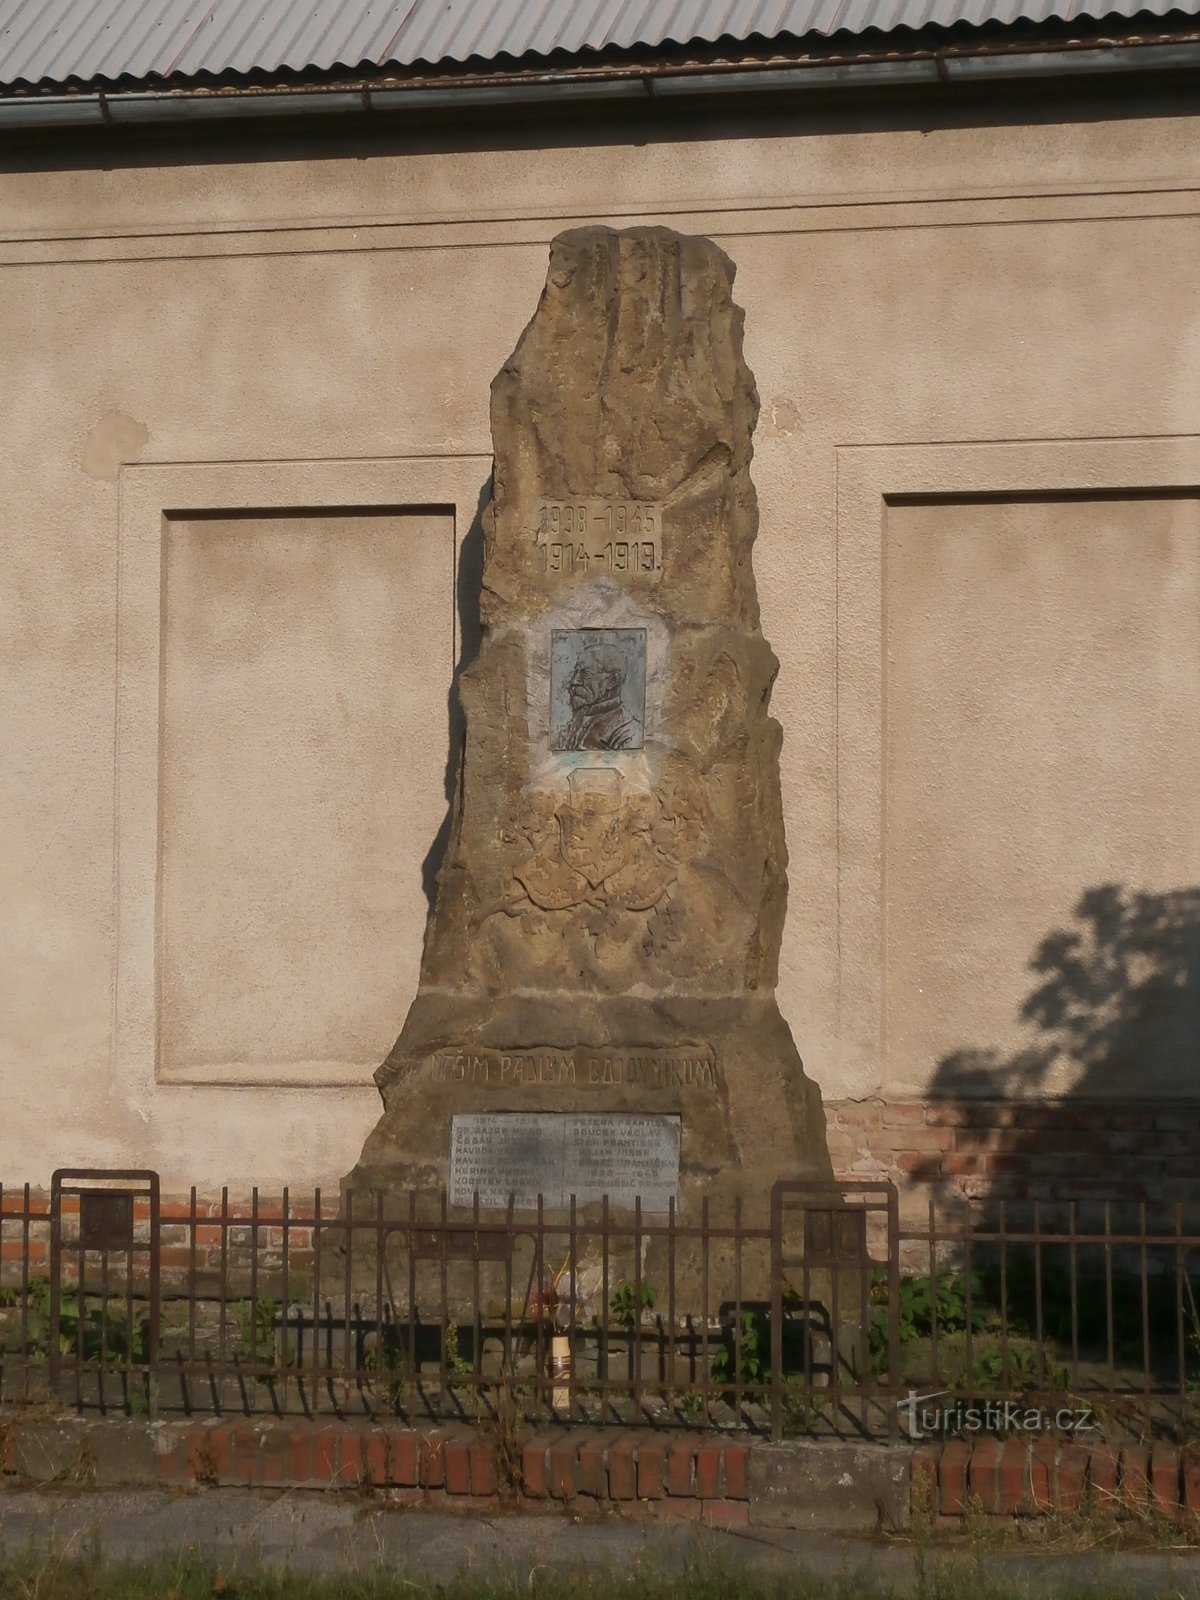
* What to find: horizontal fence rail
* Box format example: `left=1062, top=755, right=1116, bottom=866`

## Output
left=2, top=1174, right=1200, bottom=1445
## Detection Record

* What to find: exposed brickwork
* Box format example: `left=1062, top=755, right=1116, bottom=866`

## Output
left=827, top=1097, right=1200, bottom=1228
left=636, top=1438, right=666, bottom=1500
left=8, top=1105, right=1195, bottom=1290
left=914, top=1439, right=1200, bottom=1520
left=22, top=1414, right=1200, bottom=1530
left=0, top=1189, right=327, bottom=1287
left=723, top=1442, right=750, bottom=1500
left=606, top=1435, right=638, bottom=1501
left=0, top=1418, right=757, bottom=1521
left=548, top=1436, right=578, bottom=1501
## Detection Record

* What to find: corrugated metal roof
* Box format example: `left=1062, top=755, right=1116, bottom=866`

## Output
left=0, top=0, right=1194, bottom=89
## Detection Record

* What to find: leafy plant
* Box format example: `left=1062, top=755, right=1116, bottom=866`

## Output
left=970, top=1342, right=1068, bottom=1393
left=610, top=1280, right=657, bottom=1330
left=236, top=1297, right=293, bottom=1368
left=781, top=1380, right=829, bottom=1438
left=443, top=1322, right=473, bottom=1379
left=4, top=1275, right=148, bottom=1365
left=868, top=1268, right=986, bottom=1376
left=712, top=1310, right=766, bottom=1388
left=364, top=1323, right=407, bottom=1410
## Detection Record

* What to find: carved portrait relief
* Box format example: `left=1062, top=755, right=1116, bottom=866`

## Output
left=550, top=629, right=645, bottom=752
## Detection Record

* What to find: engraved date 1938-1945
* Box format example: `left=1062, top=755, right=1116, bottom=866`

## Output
left=534, top=499, right=662, bottom=581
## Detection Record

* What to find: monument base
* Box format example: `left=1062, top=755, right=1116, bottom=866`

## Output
left=344, top=992, right=831, bottom=1222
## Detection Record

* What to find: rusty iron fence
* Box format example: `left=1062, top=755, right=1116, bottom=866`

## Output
left=2, top=1172, right=1200, bottom=1445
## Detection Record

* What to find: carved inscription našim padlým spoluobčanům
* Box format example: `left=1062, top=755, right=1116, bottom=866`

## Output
left=422, top=1048, right=721, bottom=1091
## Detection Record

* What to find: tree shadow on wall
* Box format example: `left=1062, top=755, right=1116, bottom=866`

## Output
left=915, top=884, right=1200, bottom=1223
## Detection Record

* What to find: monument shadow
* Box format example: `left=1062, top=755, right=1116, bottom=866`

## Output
left=420, top=481, right=489, bottom=913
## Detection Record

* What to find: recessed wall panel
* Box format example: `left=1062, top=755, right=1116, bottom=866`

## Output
left=159, top=510, right=452, bottom=1083
left=884, top=495, right=1200, bottom=1100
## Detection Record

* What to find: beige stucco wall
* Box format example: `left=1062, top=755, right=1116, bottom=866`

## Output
left=3, top=97, right=1199, bottom=1189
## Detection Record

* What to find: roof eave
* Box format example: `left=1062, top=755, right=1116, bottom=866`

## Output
left=3, top=31, right=1200, bottom=125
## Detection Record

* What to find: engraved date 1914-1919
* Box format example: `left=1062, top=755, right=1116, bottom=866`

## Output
left=535, top=499, right=662, bottom=581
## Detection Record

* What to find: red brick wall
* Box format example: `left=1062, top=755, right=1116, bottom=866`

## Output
left=6, top=1104, right=1199, bottom=1273
left=0, top=1191, right=324, bottom=1283
left=828, top=1097, right=1200, bottom=1224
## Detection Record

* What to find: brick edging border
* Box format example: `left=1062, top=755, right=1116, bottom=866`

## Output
left=10, top=1417, right=1190, bottom=1528
left=0, top=1418, right=753, bottom=1528
left=915, top=1438, right=1200, bottom=1519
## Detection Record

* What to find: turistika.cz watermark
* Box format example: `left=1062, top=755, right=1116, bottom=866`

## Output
left=899, top=1389, right=1097, bottom=1439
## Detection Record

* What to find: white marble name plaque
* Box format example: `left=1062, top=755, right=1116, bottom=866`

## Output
left=449, top=1112, right=681, bottom=1212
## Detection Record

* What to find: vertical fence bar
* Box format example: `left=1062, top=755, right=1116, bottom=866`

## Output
left=48, top=1178, right=61, bottom=1397
left=98, top=1236, right=109, bottom=1413
left=249, top=1187, right=260, bottom=1386
left=74, top=1200, right=85, bottom=1408
left=311, top=1187, right=323, bottom=1415
left=280, top=1188, right=290, bottom=1408
left=407, top=1191, right=417, bottom=1418
left=503, top=1195, right=514, bottom=1405
left=887, top=1184, right=900, bottom=1445
left=187, top=1187, right=198, bottom=1383
left=859, top=1200, right=870, bottom=1436
left=998, top=1200, right=1009, bottom=1392
left=732, top=1195, right=742, bottom=1421
left=701, top=1196, right=710, bottom=1429
left=568, top=1193, right=578, bottom=1418
left=928, top=1196, right=939, bottom=1385
left=963, top=1213, right=975, bottom=1400
left=1176, top=1202, right=1187, bottom=1428
left=633, top=1196, right=644, bottom=1420
left=147, top=1176, right=160, bottom=1412
left=829, top=1205, right=842, bottom=1420
left=343, top=1189, right=354, bottom=1406
left=218, top=1187, right=229, bottom=1387
left=801, top=1202, right=812, bottom=1418
left=1140, top=1199, right=1152, bottom=1433
left=769, top=1185, right=782, bottom=1443
left=124, top=1213, right=136, bottom=1410
left=1104, top=1200, right=1115, bottom=1398
left=534, top=1194, right=545, bottom=1418
left=1033, top=1200, right=1044, bottom=1389
left=667, top=1194, right=676, bottom=1415
left=438, top=1189, right=449, bottom=1403
left=600, top=1194, right=610, bottom=1422
left=19, top=1184, right=30, bottom=1402
left=373, top=1190, right=384, bottom=1415
left=1069, top=1198, right=1079, bottom=1393
left=472, top=1191, right=483, bottom=1397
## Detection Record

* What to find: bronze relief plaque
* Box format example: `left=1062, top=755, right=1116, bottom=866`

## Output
left=550, top=628, right=646, bottom=752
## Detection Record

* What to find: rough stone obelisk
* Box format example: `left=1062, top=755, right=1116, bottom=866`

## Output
left=345, top=225, right=831, bottom=1217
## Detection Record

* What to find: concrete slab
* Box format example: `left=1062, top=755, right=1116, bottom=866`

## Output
left=747, top=1441, right=912, bottom=1532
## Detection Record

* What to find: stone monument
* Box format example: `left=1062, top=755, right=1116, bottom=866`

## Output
left=345, top=225, right=832, bottom=1220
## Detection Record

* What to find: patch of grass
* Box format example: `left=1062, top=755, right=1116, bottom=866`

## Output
left=0, top=1551, right=1192, bottom=1600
